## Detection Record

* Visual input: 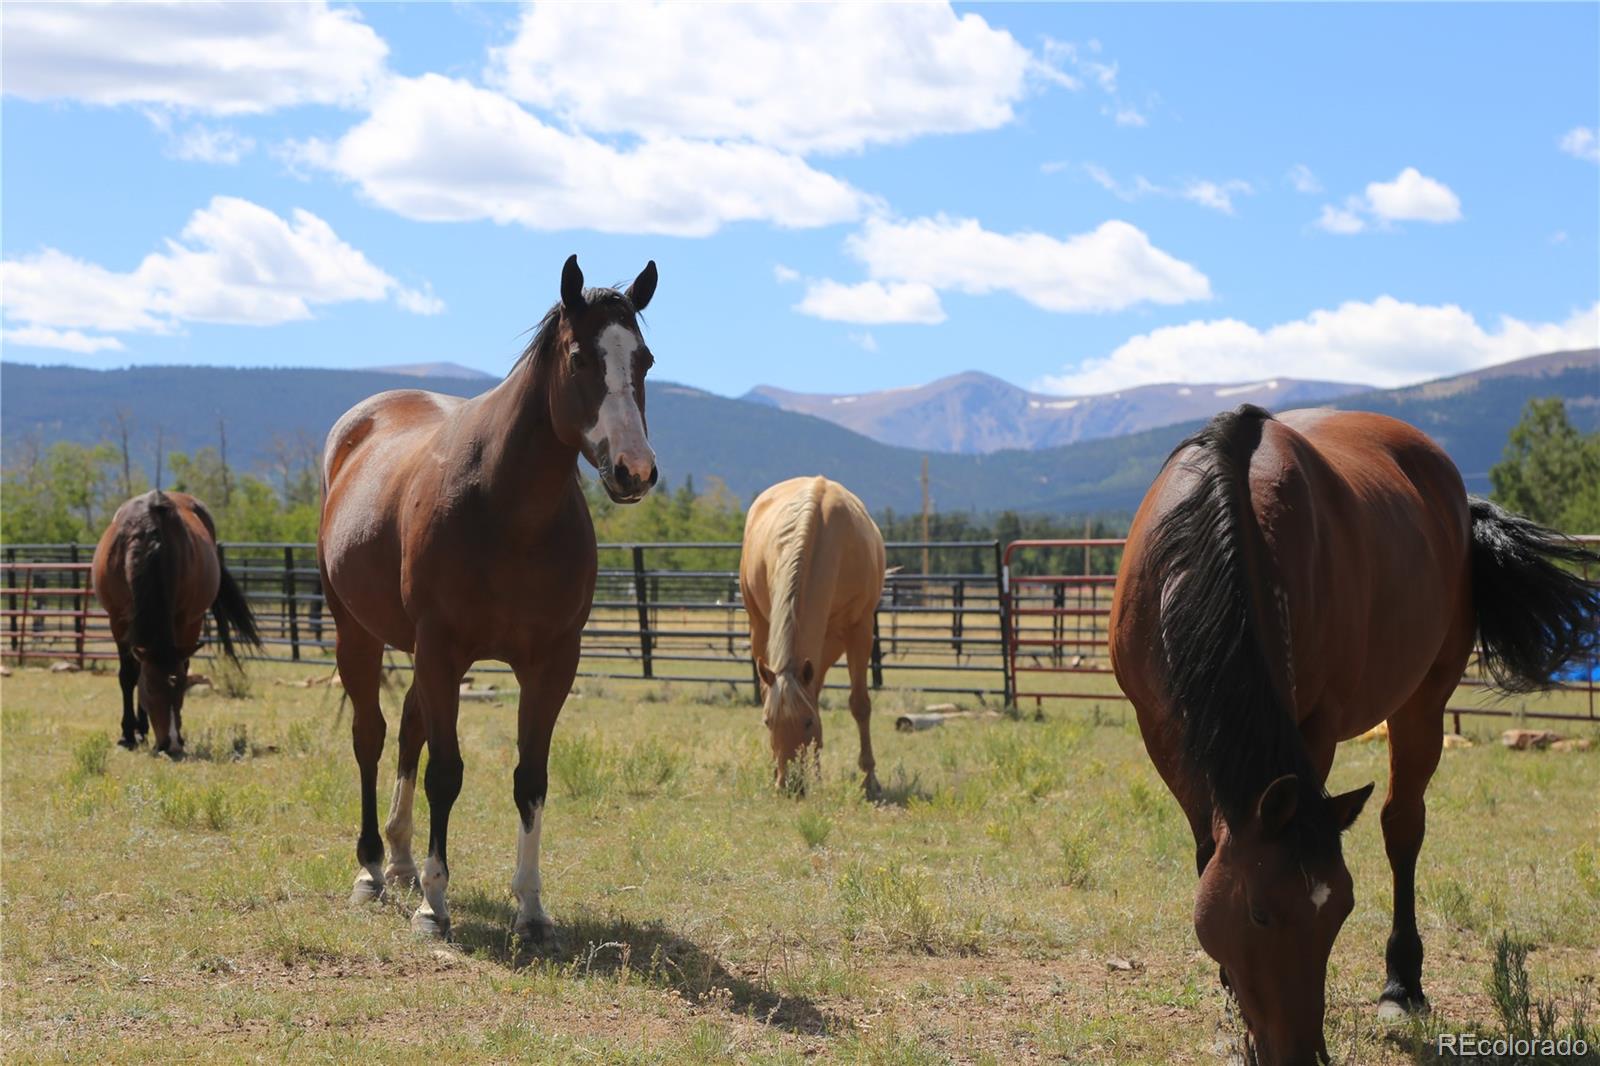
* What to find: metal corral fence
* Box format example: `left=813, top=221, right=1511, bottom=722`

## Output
left=1, top=540, right=1013, bottom=703
left=1003, top=537, right=1600, bottom=730
left=5, top=537, right=1596, bottom=727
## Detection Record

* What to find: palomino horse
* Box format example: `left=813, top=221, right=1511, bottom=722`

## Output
left=319, top=255, right=660, bottom=939
left=1111, top=405, right=1598, bottom=1066
left=91, top=490, right=261, bottom=755
left=740, top=476, right=886, bottom=792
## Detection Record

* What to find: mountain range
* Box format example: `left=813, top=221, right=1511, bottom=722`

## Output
left=745, top=372, right=1368, bottom=453
left=2, top=349, right=1594, bottom=515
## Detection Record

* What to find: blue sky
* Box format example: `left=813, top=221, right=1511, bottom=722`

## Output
left=3, top=2, right=1596, bottom=398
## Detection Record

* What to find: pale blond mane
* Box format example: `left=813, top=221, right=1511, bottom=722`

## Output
left=766, top=476, right=827, bottom=673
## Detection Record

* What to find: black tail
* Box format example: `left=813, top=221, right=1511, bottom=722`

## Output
left=1145, top=405, right=1324, bottom=834
left=210, top=559, right=262, bottom=663
left=1468, top=497, right=1600, bottom=692
left=127, top=493, right=179, bottom=668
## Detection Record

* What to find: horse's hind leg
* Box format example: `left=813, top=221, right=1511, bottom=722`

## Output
left=382, top=686, right=426, bottom=889
left=1377, top=665, right=1456, bottom=1018
left=845, top=622, right=879, bottom=797
left=411, top=630, right=466, bottom=939
left=116, top=642, right=142, bottom=748
left=334, top=620, right=389, bottom=904
left=509, top=631, right=581, bottom=942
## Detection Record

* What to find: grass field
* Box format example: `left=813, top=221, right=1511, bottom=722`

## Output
left=2, top=661, right=1597, bottom=1064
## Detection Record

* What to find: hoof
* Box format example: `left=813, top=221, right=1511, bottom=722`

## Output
left=384, top=863, right=419, bottom=890
left=863, top=773, right=882, bottom=799
left=1377, top=990, right=1429, bottom=1020
left=118, top=736, right=139, bottom=750
left=513, top=915, right=555, bottom=944
left=411, top=908, right=451, bottom=940
left=349, top=872, right=384, bottom=905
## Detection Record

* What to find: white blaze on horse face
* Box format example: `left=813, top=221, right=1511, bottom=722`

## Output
left=585, top=322, right=654, bottom=486
left=1310, top=880, right=1331, bottom=912
left=510, top=803, right=548, bottom=933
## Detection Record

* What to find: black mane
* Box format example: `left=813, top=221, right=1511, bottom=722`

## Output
left=511, top=288, right=639, bottom=375
left=1145, top=405, right=1332, bottom=845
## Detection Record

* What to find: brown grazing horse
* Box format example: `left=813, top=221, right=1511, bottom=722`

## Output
left=740, top=476, right=886, bottom=793
left=91, top=490, right=261, bottom=755
left=1111, top=405, right=1598, bottom=1066
left=319, top=255, right=659, bottom=939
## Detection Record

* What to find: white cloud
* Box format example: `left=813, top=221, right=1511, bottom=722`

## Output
left=1559, top=126, right=1600, bottom=164
left=1045, top=38, right=1152, bottom=128
left=1365, top=167, right=1461, bottom=223
left=1109, top=104, right=1148, bottom=127
left=487, top=3, right=1056, bottom=154
left=1, top=326, right=126, bottom=353
left=1315, top=202, right=1367, bottom=235
left=1287, top=164, right=1322, bottom=194
left=1, top=1, right=387, bottom=114
left=849, top=332, right=880, bottom=353
left=393, top=283, right=446, bottom=317
left=1082, top=165, right=1250, bottom=214
left=796, top=280, right=946, bottom=325
left=1179, top=180, right=1252, bottom=215
left=294, top=75, right=867, bottom=237
left=1036, top=297, right=1600, bottom=394
left=773, top=264, right=801, bottom=283
left=840, top=215, right=1210, bottom=314
left=1, top=196, right=439, bottom=351
left=1313, top=167, right=1461, bottom=232
left=167, top=124, right=255, bottom=165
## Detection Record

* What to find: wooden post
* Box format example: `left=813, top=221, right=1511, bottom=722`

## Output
left=920, top=455, right=931, bottom=578
left=70, top=545, right=86, bottom=667
left=284, top=545, right=301, bottom=660
left=632, top=546, right=653, bottom=678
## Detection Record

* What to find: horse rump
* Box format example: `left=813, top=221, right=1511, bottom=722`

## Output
left=1468, top=496, right=1600, bottom=692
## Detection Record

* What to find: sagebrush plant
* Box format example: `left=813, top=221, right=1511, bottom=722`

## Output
left=619, top=737, right=686, bottom=796
left=70, top=733, right=111, bottom=781
left=209, top=657, right=252, bottom=699
left=796, top=809, right=832, bottom=848
left=550, top=732, right=613, bottom=799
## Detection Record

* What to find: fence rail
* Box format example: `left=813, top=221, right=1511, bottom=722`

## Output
left=5, top=536, right=1596, bottom=727
left=1, top=540, right=1012, bottom=703
left=1000, top=537, right=1600, bottom=729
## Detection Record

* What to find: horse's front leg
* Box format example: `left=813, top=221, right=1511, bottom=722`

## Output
left=845, top=623, right=879, bottom=797
left=1378, top=692, right=1446, bottom=1017
left=412, top=634, right=467, bottom=939
left=510, top=632, right=581, bottom=943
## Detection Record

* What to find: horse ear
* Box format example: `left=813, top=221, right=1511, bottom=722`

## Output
left=756, top=658, right=776, bottom=686
left=800, top=659, right=814, bottom=685
left=561, top=254, right=586, bottom=313
left=1255, top=774, right=1299, bottom=836
left=1328, top=782, right=1375, bottom=832
left=626, top=260, right=657, bottom=312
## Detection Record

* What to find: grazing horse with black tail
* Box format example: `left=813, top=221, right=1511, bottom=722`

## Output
left=319, top=255, right=660, bottom=940
left=1111, top=405, right=1598, bottom=1066
left=92, top=490, right=262, bottom=755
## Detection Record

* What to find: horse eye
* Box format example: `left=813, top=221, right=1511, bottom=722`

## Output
left=639, top=349, right=654, bottom=371
left=1249, top=907, right=1270, bottom=928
